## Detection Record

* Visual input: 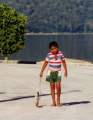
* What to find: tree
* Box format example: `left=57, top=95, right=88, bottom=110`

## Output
left=0, top=4, right=27, bottom=59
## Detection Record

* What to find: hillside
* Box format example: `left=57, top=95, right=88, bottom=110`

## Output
left=0, top=0, right=93, bottom=32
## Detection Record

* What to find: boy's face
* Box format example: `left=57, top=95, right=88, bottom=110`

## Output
left=50, top=46, right=59, bottom=54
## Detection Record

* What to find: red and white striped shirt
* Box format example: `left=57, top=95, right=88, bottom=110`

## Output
left=45, top=51, right=65, bottom=71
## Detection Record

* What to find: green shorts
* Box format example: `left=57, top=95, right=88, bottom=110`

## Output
left=46, top=71, right=61, bottom=83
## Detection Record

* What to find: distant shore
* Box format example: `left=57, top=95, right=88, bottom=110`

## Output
left=26, top=32, right=93, bottom=36
left=0, top=58, right=92, bottom=65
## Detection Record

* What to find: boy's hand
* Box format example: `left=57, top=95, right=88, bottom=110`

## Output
left=40, top=71, right=43, bottom=78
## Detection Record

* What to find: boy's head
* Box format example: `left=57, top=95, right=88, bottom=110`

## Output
left=49, top=41, right=59, bottom=54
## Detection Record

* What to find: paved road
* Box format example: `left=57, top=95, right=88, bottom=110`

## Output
left=0, top=62, right=93, bottom=120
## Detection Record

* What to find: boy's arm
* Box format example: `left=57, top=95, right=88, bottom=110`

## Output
left=40, top=60, right=48, bottom=77
left=62, top=59, right=68, bottom=78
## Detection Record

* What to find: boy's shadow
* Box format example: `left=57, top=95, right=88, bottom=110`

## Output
left=0, top=92, right=5, bottom=94
left=61, top=101, right=91, bottom=106
left=0, top=90, right=91, bottom=106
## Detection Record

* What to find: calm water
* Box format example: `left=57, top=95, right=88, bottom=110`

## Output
left=8, top=33, right=93, bottom=62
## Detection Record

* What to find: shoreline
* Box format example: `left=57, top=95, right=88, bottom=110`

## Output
left=26, top=32, right=93, bottom=36
left=0, top=58, right=92, bottom=65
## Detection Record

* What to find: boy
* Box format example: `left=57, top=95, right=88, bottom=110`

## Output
left=40, top=41, right=67, bottom=106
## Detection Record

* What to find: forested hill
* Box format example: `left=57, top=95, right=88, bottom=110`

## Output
left=0, top=0, right=93, bottom=33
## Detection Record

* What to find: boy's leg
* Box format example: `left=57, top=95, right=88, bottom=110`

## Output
left=50, top=82, right=56, bottom=106
left=56, top=81, right=61, bottom=106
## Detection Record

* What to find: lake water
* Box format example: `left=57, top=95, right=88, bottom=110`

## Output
left=5, top=33, right=93, bottom=62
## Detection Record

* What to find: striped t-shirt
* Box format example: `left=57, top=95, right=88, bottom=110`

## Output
left=45, top=51, right=65, bottom=71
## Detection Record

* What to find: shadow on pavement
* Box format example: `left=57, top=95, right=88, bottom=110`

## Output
left=62, top=101, right=91, bottom=106
left=0, top=92, right=6, bottom=94
left=0, top=90, right=82, bottom=103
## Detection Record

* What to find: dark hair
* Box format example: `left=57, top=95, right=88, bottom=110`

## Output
left=49, top=41, right=59, bottom=49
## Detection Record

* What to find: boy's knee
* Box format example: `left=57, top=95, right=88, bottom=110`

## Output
left=56, top=87, right=61, bottom=94
left=50, top=83, right=55, bottom=88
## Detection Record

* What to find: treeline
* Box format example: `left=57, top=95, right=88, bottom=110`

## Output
left=0, top=0, right=93, bottom=32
